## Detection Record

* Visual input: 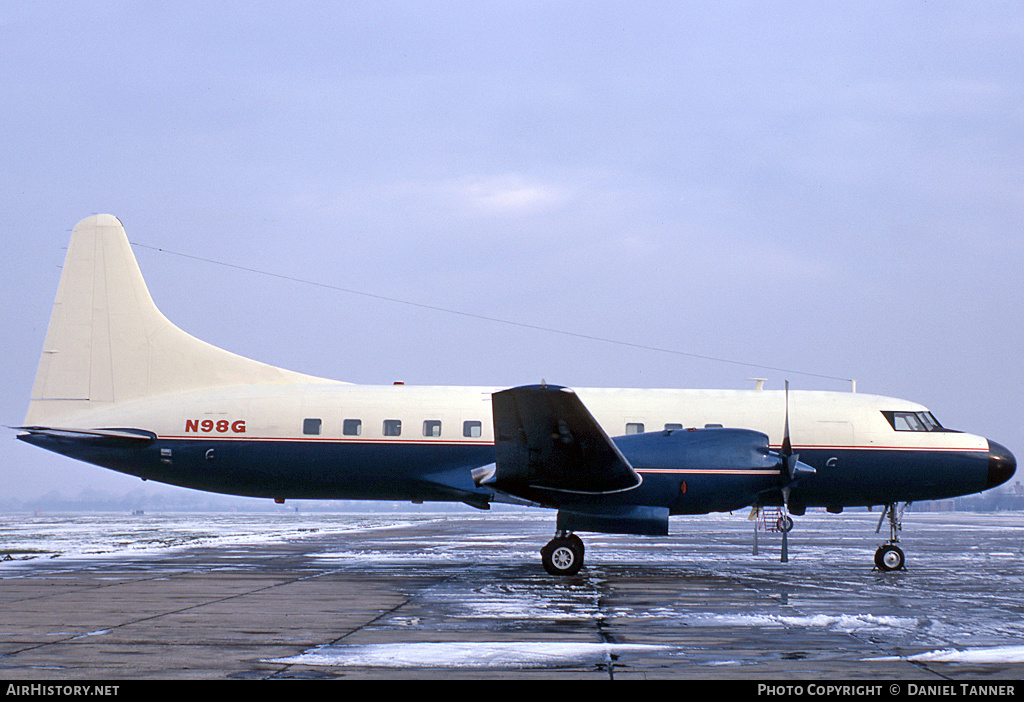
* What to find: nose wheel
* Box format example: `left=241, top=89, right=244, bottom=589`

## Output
left=541, top=532, right=585, bottom=576
left=874, top=543, right=905, bottom=571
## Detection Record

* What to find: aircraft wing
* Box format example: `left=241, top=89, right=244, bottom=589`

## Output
left=490, top=384, right=642, bottom=498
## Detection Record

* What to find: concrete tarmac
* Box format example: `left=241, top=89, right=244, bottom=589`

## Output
left=1, top=510, right=1022, bottom=680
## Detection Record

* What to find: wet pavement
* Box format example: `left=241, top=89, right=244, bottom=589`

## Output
left=1, top=510, right=1022, bottom=680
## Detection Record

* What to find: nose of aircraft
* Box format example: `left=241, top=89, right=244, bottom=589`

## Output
left=987, top=440, right=1016, bottom=489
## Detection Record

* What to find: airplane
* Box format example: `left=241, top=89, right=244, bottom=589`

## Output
left=17, top=215, right=1016, bottom=576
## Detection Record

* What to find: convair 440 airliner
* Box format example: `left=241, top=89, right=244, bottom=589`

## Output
left=18, top=215, right=1016, bottom=575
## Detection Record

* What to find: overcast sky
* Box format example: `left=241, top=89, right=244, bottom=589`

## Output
left=2, top=2, right=1022, bottom=501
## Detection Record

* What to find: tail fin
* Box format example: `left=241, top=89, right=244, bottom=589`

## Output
left=25, top=215, right=331, bottom=426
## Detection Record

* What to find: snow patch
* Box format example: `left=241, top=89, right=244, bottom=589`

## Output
left=272, top=641, right=671, bottom=668
left=908, top=646, right=1024, bottom=663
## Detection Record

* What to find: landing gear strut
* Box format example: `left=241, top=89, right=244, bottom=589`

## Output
left=778, top=509, right=794, bottom=563
left=750, top=504, right=796, bottom=562
left=874, top=502, right=908, bottom=571
left=541, top=531, right=585, bottom=576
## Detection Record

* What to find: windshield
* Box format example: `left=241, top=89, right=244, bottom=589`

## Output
left=882, top=410, right=945, bottom=432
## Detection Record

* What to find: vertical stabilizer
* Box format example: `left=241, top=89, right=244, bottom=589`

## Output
left=25, top=215, right=331, bottom=426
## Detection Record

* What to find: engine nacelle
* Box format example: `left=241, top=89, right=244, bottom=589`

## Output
left=612, top=427, right=780, bottom=474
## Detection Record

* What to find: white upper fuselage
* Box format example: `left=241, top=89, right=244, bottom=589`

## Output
left=46, top=381, right=988, bottom=457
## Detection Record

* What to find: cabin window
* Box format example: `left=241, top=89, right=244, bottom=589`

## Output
left=423, top=420, right=442, bottom=437
left=343, top=419, right=362, bottom=436
left=383, top=419, right=402, bottom=437
left=303, top=418, right=322, bottom=435
left=463, top=420, right=482, bottom=438
left=625, top=422, right=644, bottom=434
left=664, top=423, right=683, bottom=431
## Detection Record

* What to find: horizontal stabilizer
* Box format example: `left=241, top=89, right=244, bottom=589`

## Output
left=16, top=426, right=156, bottom=443
left=491, top=384, right=641, bottom=498
left=16, top=427, right=157, bottom=462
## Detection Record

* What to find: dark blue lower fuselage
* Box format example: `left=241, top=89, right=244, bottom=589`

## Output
left=19, top=432, right=1002, bottom=514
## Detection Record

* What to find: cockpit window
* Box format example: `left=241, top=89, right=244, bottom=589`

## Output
left=918, top=412, right=941, bottom=431
left=882, top=411, right=945, bottom=432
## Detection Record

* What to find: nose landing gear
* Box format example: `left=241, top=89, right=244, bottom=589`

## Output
left=874, top=502, right=908, bottom=571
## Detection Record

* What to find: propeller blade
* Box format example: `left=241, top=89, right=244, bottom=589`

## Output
left=778, top=380, right=803, bottom=481
left=781, top=380, right=792, bottom=457
left=780, top=387, right=795, bottom=564
left=751, top=504, right=760, bottom=555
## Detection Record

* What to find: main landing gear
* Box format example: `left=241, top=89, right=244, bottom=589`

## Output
left=541, top=531, right=585, bottom=576
left=539, top=504, right=913, bottom=575
left=874, top=502, right=908, bottom=572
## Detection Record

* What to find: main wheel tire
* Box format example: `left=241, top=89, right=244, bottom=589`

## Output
left=541, top=536, right=584, bottom=576
left=874, top=544, right=905, bottom=572
left=776, top=515, right=794, bottom=533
